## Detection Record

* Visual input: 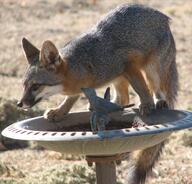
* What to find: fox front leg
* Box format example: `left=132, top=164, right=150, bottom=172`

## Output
left=44, top=95, right=79, bottom=122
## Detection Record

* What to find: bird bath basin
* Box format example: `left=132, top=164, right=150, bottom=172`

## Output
left=2, top=108, right=192, bottom=184
left=2, top=109, right=192, bottom=155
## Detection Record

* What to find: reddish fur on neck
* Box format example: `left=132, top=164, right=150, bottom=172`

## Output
left=57, top=58, right=96, bottom=95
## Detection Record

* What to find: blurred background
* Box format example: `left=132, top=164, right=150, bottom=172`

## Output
left=0, top=0, right=191, bottom=183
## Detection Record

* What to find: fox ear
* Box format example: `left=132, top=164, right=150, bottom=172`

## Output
left=40, top=40, right=62, bottom=71
left=22, top=37, right=40, bottom=65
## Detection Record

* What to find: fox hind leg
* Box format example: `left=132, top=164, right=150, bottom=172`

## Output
left=143, top=62, right=169, bottom=109
left=124, top=67, right=155, bottom=115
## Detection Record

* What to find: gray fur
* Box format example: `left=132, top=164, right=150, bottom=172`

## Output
left=61, top=4, right=171, bottom=85
left=23, top=66, right=63, bottom=86
left=160, top=32, right=178, bottom=108
left=22, top=37, right=40, bottom=65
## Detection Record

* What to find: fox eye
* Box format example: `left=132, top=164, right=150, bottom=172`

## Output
left=31, top=84, right=41, bottom=91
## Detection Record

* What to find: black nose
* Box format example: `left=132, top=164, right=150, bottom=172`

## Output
left=17, top=101, right=23, bottom=107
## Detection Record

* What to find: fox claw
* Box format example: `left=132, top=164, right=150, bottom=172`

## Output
left=139, top=103, right=155, bottom=115
left=156, top=100, right=169, bottom=109
left=44, top=108, right=66, bottom=122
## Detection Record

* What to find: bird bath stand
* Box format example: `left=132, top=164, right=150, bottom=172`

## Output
left=2, top=89, right=192, bottom=184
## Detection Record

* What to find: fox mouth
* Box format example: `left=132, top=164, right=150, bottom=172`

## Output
left=31, top=97, right=42, bottom=107
left=17, top=97, right=42, bottom=109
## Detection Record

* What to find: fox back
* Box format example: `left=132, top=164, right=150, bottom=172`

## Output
left=60, top=4, right=171, bottom=84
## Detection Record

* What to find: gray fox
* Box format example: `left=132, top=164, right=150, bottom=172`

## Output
left=17, top=4, right=178, bottom=184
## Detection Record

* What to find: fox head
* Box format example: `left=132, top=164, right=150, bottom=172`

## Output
left=17, top=38, right=65, bottom=108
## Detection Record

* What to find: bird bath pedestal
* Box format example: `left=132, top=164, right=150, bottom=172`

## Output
left=2, top=109, right=192, bottom=184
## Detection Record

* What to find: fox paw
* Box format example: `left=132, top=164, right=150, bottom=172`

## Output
left=139, top=103, right=155, bottom=115
left=44, top=108, right=66, bottom=122
left=156, top=100, right=169, bottom=109
left=132, top=117, right=146, bottom=128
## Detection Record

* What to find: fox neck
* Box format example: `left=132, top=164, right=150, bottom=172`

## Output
left=61, top=61, right=96, bottom=95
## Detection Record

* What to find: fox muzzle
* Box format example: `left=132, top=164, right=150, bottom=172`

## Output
left=17, top=87, right=37, bottom=108
left=17, top=96, right=42, bottom=108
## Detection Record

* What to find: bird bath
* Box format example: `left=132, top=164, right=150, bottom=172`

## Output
left=2, top=108, right=192, bottom=184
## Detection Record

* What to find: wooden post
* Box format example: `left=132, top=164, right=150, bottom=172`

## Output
left=96, top=161, right=117, bottom=184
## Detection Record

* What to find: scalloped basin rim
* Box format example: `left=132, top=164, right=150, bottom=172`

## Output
left=2, top=109, right=192, bottom=155
left=2, top=109, right=192, bottom=142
